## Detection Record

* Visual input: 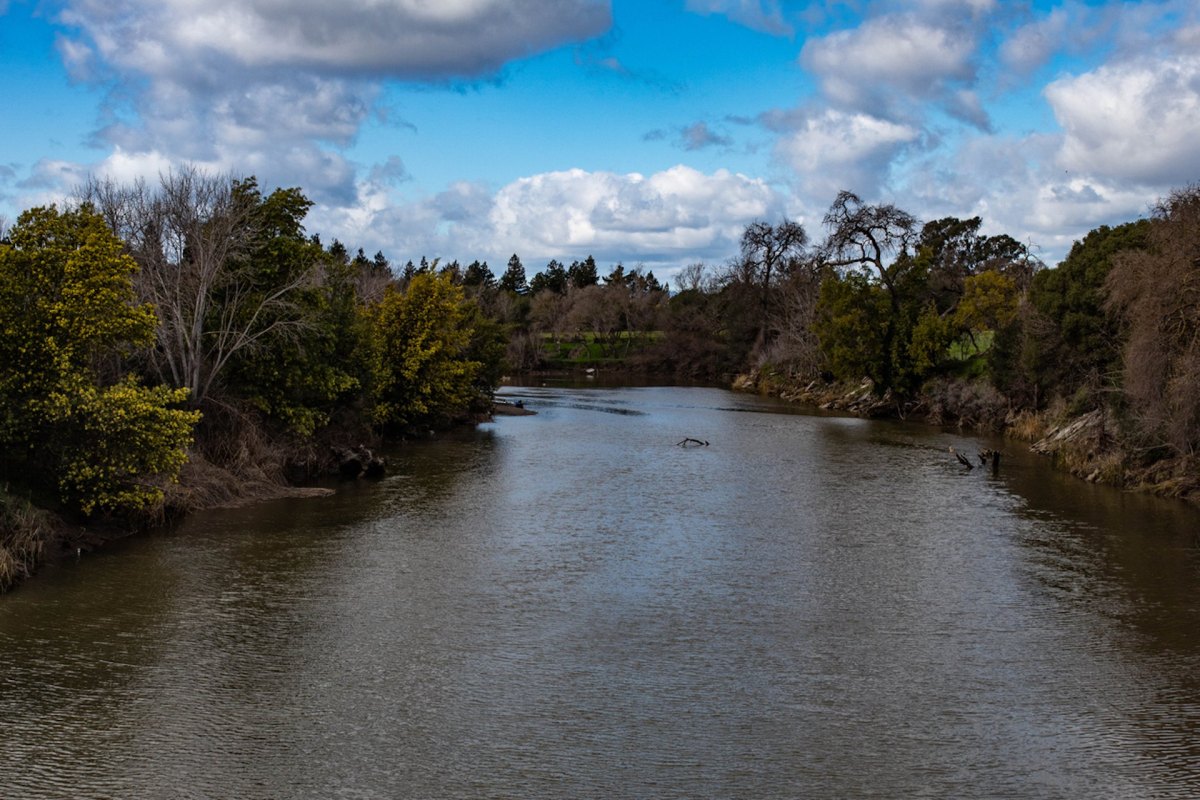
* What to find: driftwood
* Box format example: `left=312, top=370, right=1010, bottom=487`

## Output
left=677, top=438, right=709, bottom=447
left=950, top=447, right=973, bottom=469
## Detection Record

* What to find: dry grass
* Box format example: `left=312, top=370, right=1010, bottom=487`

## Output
left=0, top=489, right=54, bottom=593
left=160, top=398, right=351, bottom=514
left=921, top=377, right=1010, bottom=431
left=1006, top=409, right=1049, bottom=442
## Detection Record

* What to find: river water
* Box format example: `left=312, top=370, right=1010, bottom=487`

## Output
left=2, top=386, right=1199, bottom=799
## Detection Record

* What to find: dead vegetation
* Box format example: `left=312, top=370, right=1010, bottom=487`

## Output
left=0, top=489, right=55, bottom=592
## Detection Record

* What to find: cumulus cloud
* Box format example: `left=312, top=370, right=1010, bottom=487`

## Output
left=800, top=12, right=988, bottom=128
left=770, top=108, right=921, bottom=203
left=44, top=0, right=613, bottom=209
left=685, top=0, right=792, bottom=37
left=893, top=130, right=1154, bottom=264
left=491, top=166, right=783, bottom=259
left=58, top=0, right=611, bottom=82
left=322, top=166, right=787, bottom=270
left=1047, top=53, right=1200, bottom=186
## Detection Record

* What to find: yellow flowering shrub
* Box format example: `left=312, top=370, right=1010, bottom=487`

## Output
left=0, top=205, right=199, bottom=515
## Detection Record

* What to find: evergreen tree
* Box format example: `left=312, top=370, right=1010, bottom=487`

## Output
left=500, top=253, right=529, bottom=295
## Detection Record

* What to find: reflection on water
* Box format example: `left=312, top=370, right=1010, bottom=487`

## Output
left=2, top=386, right=1199, bottom=799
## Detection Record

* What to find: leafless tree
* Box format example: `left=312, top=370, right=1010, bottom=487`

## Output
left=79, top=167, right=316, bottom=404
left=1105, top=185, right=1200, bottom=456
left=529, top=289, right=569, bottom=340
left=675, top=261, right=712, bottom=293
left=730, top=219, right=809, bottom=351
left=564, top=284, right=622, bottom=356
left=761, top=257, right=826, bottom=377
left=820, top=190, right=918, bottom=310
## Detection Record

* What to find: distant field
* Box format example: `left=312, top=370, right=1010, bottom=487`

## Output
left=539, top=331, right=662, bottom=366
left=948, top=330, right=994, bottom=361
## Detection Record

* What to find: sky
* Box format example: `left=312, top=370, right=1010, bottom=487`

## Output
left=1, top=0, right=1198, bottom=278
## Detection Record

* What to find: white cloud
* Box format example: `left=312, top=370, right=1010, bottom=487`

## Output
left=685, top=0, right=792, bottom=36
left=58, top=0, right=611, bottom=81
left=320, top=166, right=787, bottom=270
left=1047, top=53, right=1200, bottom=186
left=894, top=131, right=1152, bottom=263
left=799, top=13, right=986, bottom=127
left=43, top=0, right=613, bottom=212
left=492, top=166, right=783, bottom=259
left=773, top=109, right=920, bottom=203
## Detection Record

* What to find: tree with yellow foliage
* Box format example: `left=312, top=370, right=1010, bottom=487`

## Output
left=370, top=271, right=482, bottom=430
left=0, top=205, right=198, bottom=515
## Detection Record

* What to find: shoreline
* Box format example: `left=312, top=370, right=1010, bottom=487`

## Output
left=733, top=370, right=1200, bottom=507
left=6, top=380, right=1196, bottom=595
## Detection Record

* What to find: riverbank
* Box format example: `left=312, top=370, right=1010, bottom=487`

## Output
left=735, top=370, right=1200, bottom=506
left=0, top=447, right=338, bottom=594
left=0, top=400, right=513, bottom=594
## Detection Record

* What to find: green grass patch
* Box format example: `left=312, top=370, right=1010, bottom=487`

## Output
left=539, top=331, right=662, bottom=366
left=947, top=330, right=994, bottom=361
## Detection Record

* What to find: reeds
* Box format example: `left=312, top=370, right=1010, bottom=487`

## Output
left=0, top=488, right=52, bottom=592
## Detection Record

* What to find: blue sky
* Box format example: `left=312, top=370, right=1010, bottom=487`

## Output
left=2, top=0, right=1198, bottom=277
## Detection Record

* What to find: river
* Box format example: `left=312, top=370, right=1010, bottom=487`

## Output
left=2, top=385, right=1199, bottom=799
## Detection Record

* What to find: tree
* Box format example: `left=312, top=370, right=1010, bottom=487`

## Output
left=499, top=253, right=528, bottom=295
left=529, top=259, right=568, bottom=295
left=1105, top=186, right=1200, bottom=456
left=676, top=262, right=711, bottom=293
left=563, top=284, right=621, bottom=356
left=568, top=256, right=599, bottom=289
left=914, top=216, right=1038, bottom=316
left=0, top=205, right=198, bottom=514
left=953, top=270, right=1019, bottom=351
left=814, top=271, right=891, bottom=386
left=821, top=191, right=918, bottom=305
left=738, top=219, right=808, bottom=334
left=654, top=287, right=732, bottom=379
left=1025, top=220, right=1150, bottom=401
left=370, top=271, right=483, bottom=429
left=80, top=169, right=318, bottom=405
left=221, top=186, right=367, bottom=435
left=819, top=191, right=920, bottom=393
left=463, top=260, right=496, bottom=289
left=761, top=259, right=827, bottom=378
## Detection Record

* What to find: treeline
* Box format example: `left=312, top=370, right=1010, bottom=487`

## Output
left=3, top=168, right=1198, bottom=525
left=0, top=169, right=505, bottom=520
left=482, top=186, right=1200, bottom=474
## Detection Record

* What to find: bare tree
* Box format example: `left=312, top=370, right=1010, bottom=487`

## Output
left=1105, top=185, right=1200, bottom=456
left=820, top=190, right=918, bottom=308
left=724, top=219, right=809, bottom=353
left=761, top=257, right=826, bottom=377
left=564, top=284, right=621, bottom=357
left=675, top=261, right=712, bottom=293
left=80, top=168, right=316, bottom=404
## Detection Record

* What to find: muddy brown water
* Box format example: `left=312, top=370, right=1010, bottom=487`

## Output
left=2, top=386, right=1199, bottom=798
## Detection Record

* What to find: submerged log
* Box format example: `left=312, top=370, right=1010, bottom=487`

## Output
left=950, top=446, right=973, bottom=469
